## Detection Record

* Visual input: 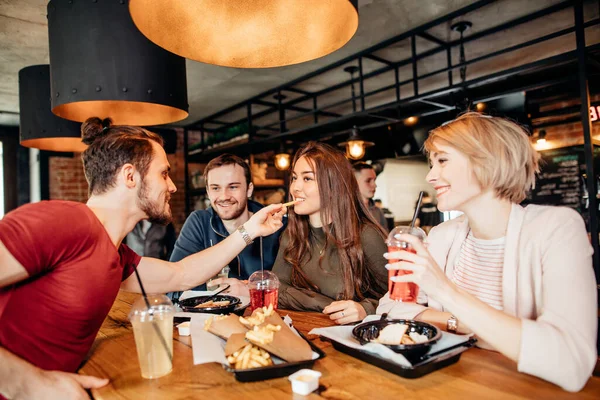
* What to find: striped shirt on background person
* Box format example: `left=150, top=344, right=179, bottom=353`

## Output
left=451, top=231, right=505, bottom=310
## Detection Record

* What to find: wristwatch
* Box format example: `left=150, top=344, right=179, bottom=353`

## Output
left=447, top=315, right=458, bottom=333
left=237, top=224, right=254, bottom=246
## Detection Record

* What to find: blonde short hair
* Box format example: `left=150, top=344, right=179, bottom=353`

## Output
left=424, top=112, right=540, bottom=203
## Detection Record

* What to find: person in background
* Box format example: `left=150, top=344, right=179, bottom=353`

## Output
left=0, top=119, right=286, bottom=400
left=414, top=191, right=442, bottom=234
left=126, top=220, right=176, bottom=260
left=378, top=113, right=597, bottom=392
left=273, top=142, right=388, bottom=325
left=353, top=162, right=388, bottom=232
left=168, top=154, right=285, bottom=300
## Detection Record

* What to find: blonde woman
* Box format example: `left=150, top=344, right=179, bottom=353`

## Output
left=378, top=113, right=597, bottom=391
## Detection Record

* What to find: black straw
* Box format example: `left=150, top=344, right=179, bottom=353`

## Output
left=410, top=191, right=425, bottom=229
left=133, top=266, right=173, bottom=361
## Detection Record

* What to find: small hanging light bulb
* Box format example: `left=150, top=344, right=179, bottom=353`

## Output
left=274, top=153, right=291, bottom=170
left=347, top=140, right=366, bottom=160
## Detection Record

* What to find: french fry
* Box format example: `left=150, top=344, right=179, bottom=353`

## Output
left=282, top=199, right=303, bottom=207
left=245, top=324, right=281, bottom=346
left=238, top=304, right=275, bottom=327
left=226, top=343, right=273, bottom=370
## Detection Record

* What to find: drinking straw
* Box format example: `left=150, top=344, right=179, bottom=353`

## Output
left=260, top=236, right=265, bottom=306
left=134, top=266, right=173, bottom=361
left=411, top=191, right=425, bottom=229
left=390, top=191, right=425, bottom=296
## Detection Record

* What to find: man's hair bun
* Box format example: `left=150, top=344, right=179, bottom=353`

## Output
left=81, top=117, right=112, bottom=145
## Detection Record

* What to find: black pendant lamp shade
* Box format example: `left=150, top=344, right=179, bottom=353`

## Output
left=47, top=0, right=188, bottom=126
left=129, top=0, right=359, bottom=68
left=19, top=65, right=86, bottom=152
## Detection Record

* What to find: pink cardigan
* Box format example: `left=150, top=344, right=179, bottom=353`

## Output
left=377, top=204, right=598, bottom=391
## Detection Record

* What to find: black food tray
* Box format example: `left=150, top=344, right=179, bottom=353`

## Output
left=226, top=330, right=326, bottom=382
left=329, top=337, right=477, bottom=379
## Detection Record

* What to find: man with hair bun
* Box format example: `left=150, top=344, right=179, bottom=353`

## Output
left=0, top=117, right=287, bottom=399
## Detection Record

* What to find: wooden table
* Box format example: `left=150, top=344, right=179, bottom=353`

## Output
left=81, top=291, right=600, bottom=400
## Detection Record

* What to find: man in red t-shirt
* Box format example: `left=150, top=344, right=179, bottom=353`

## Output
left=0, top=118, right=286, bottom=400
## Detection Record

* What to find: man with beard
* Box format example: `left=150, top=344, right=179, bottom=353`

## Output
left=168, top=154, right=285, bottom=300
left=0, top=118, right=286, bottom=400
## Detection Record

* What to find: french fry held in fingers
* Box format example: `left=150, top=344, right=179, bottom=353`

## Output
left=281, top=199, right=304, bottom=207
left=204, top=314, right=248, bottom=340
left=226, top=343, right=273, bottom=370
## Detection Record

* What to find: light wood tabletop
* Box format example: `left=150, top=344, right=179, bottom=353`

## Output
left=81, top=291, right=600, bottom=400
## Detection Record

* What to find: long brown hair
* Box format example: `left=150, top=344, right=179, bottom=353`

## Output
left=284, top=142, right=386, bottom=301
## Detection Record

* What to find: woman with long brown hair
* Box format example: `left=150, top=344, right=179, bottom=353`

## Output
left=273, top=142, right=388, bottom=324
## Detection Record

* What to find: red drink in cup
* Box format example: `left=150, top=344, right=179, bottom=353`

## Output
left=386, top=226, right=427, bottom=302
left=248, top=270, right=280, bottom=311
left=249, top=287, right=279, bottom=310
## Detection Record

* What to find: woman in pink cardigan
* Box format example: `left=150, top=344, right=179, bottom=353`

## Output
left=378, top=113, right=597, bottom=391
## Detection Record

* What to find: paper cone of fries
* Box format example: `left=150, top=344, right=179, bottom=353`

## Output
left=225, top=333, right=249, bottom=356
left=204, top=314, right=248, bottom=339
left=245, top=313, right=313, bottom=362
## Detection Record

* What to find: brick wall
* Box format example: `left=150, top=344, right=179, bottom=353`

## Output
left=48, top=129, right=189, bottom=233
left=531, top=94, right=600, bottom=150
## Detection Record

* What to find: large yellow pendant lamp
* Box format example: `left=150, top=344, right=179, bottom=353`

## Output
left=47, top=0, right=188, bottom=126
left=128, top=0, right=359, bottom=68
left=19, top=65, right=87, bottom=152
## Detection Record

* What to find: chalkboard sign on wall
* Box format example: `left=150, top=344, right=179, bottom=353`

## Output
left=529, top=145, right=600, bottom=216
left=530, top=147, right=582, bottom=210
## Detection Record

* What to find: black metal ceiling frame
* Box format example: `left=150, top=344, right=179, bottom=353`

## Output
left=182, top=0, right=600, bottom=291
left=185, top=0, right=598, bottom=155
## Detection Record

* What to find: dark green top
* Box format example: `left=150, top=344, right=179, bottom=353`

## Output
left=273, top=224, right=388, bottom=315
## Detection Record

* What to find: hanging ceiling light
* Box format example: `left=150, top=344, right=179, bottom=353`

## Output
left=47, top=0, right=188, bottom=126
left=404, top=116, right=419, bottom=126
left=128, top=0, right=359, bottom=68
left=338, top=126, right=374, bottom=160
left=537, top=129, right=547, bottom=144
left=274, top=153, right=291, bottom=171
left=19, top=65, right=86, bottom=152
left=274, top=143, right=291, bottom=171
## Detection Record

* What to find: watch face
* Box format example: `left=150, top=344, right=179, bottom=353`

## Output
left=447, top=316, right=458, bottom=332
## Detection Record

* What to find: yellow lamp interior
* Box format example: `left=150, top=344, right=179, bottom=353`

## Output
left=20, top=137, right=88, bottom=153
left=52, top=100, right=189, bottom=126
left=129, top=0, right=359, bottom=68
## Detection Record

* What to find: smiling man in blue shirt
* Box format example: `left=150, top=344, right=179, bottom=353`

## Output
left=169, top=154, right=285, bottom=300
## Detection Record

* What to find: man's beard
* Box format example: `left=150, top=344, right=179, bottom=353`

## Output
left=137, top=178, right=172, bottom=225
left=213, top=197, right=247, bottom=221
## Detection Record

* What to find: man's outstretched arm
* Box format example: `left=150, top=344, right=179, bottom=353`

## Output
left=121, top=203, right=287, bottom=294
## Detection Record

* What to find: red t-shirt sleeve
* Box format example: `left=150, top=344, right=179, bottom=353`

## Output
left=119, top=243, right=142, bottom=281
left=0, top=202, right=95, bottom=277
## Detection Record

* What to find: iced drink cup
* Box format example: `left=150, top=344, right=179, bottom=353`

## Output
left=248, top=270, right=280, bottom=311
left=386, top=226, right=427, bottom=302
left=129, top=294, right=175, bottom=379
